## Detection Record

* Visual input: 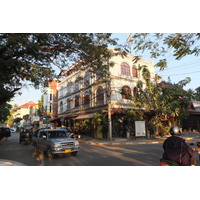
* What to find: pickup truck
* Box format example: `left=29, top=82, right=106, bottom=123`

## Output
left=33, top=129, right=79, bottom=159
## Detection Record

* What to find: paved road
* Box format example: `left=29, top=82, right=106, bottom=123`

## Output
left=0, top=132, right=199, bottom=166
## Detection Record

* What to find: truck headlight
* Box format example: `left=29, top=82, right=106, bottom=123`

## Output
left=52, top=144, right=61, bottom=148
left=74, top=141, right=79, bottom=146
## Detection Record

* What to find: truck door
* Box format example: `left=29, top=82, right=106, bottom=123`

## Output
left=40, top=131, right=48, bottom=151
left=37, top=130, right=47, bottom=151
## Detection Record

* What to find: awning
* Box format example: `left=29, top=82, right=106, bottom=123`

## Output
left=75, top=114, right=94, bottom=120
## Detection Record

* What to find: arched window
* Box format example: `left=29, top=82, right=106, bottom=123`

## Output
left=132, top=65, right=138, bottom=77
left=96, top=86, right=104, bottom=105
left=67, top=81, right=73, bottom=94
left=133, top=87, right=139, bottom=97
left=121, top=62, right=130, bottom=76
left=83, top=90, right=91, bottom=106
left=96, top=69, right=102, bottom=80
left=84, top=72, right=90, bottom=87
left=121, top=86, right=132, bottom=99
left=75, top=77, right=81, bottom=91
left=67, top=99, right=71, bottom=110
left=59, top=86, right=64, bottom=97
left=60, top=101, right=63, bottom=112
left=75, top=95, right=80, bottom=108
left=50, top=93, right=52, bottom=101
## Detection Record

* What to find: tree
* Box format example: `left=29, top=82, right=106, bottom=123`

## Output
left=0, top=102, right=12, bottom=123
left=132, top=66, right=191, bottom=135
left=13, top=117, right=23, bottom=123
left=193, top=87, right=200, bottom=101
left=91, top=112, right=108, bottom=138
left=37, top=95, right=44, bottom=116
left=131, top=33, right=200, bottom=70
left=5, top=103, right=18, bottom=126
left=0, top=33, right=119, bottom=105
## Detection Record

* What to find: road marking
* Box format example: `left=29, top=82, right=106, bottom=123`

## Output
left=82, top=140, right=164, bottom=145
left=138, top=142, right=146, bottom=144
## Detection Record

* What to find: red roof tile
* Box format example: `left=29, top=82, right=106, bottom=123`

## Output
left=19, top=101, right=37, bottom=108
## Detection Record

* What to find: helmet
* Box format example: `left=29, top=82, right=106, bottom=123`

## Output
left=169, top=126, right=180, bottom=135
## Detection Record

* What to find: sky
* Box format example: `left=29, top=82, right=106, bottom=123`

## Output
left=11, top=33, right=200, bottom=106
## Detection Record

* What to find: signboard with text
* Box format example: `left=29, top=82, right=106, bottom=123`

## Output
left=135, top=121, right=146, bottom=137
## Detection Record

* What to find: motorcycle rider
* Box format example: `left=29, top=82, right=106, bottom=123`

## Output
left=162, top=126, right=194, bottom=166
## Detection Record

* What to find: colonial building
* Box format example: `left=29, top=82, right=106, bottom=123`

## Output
left=57, top=52, right=156, bottom=138
left=13, top=101, right=38, bottom=127
left=43, top=80, right=58, bottom=119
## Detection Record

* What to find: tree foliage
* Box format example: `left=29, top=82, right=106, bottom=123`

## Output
left=37, top=95, right=44, bottom=117
left=192, top=87, right=200, bottom=101
left=0, top=33, right=118, bottom=105
left=0, top=102, right=12, bottom=123
left=131, top=33, right=200, bottom=70
left=13, top=117, right=23, bottom=123
left=132, top=66, right=191, bottom=132
left=5, top=103, right=18, bottom=126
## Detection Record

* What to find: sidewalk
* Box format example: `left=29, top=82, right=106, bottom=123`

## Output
left=77, top=131, right=200, bottom=145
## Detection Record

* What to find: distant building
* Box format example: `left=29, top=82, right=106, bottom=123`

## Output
left=182, top=100, right=200, bottom=132
left=13, top=101, right=38, bottom=127
left=42, top=80, right=58, bottom=128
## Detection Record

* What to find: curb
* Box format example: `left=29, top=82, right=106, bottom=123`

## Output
left=78, top=140, right=164, bottom=145
left=78, top=136, right=197, bottom=145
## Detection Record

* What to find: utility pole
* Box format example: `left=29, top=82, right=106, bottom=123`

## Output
left=107, top=76, right=112, bottom=140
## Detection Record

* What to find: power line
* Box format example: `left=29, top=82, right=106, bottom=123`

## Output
left=158, top=59, right=200, bottom=73
left=159, top=70, right=200, bottom=77
left=158, top=64, right=200, bottom=76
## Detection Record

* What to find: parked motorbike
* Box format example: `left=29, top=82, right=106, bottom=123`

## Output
left=160, top=159, right=180, bottom=166
left=160, top=158, right=196, bottom=166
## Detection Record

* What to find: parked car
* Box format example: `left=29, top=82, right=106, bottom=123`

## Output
left=10, top=127, right=16, bottom=133
left=0, top=127, right=11, bottom=140
left=33, top=129, right=79, bottom=159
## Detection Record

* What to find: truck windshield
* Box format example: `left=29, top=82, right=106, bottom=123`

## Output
left=48, top=131, right=68, bottom=138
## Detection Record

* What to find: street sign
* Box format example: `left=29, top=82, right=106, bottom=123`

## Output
left=135, top=121, right=146, bottom=137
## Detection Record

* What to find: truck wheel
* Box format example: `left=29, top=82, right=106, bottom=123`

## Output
left=47, top=148, right=54, bottom=159
left=71, top=151, right=78, bottom=156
